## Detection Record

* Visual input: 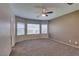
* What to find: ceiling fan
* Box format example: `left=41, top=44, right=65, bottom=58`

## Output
left=36, top=6, right=53, bottom=17
left=67, top=3, right=73, bottom=5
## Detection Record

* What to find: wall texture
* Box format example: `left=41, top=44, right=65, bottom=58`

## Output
left=49, top=10, right=79, bottom=47
left=0, top=4, right=15, bottom=55
left=10, top=12, right=16, bottom=47
left=16, top=34, right=48, bottom=42
left=15, top=16, right=49, bottom=42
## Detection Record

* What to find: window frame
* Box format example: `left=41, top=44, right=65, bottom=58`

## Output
left=41, top=24, right=48, bottom=34
left=16, top=22, right=48, bottom=36
left=27, top=24, right=40, bottom=35
left=16, top=22, right=25, bottom=36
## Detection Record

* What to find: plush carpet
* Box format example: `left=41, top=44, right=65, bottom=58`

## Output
left=10, top=39, right=79, bottom=56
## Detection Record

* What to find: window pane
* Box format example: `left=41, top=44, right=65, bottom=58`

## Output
left=17, top=22, right=25, bottom=35
left=17, top=23, right=24, bottom=28
left=27, top=24, right=40, bottom=34
left=41, top=24, right=48, bottom=34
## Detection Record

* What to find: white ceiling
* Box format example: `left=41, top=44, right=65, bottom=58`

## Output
left=10, top=3, right=79, bottom=20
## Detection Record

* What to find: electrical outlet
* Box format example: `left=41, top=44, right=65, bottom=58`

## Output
left=75, top=41, right=78, bottom=45
left=69, top=40, right=71, bottom=43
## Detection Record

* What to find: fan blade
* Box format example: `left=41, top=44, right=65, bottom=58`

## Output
left=67, top=3, right=73, bottom=5
left=47, top=11, right=53, bottom=14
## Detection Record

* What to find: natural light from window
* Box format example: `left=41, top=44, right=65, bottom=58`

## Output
left=27, top=24, right=40, bottom=34
left=17, top=22, right=25, bottom=35
left=41, top=24, right=48, bottom=34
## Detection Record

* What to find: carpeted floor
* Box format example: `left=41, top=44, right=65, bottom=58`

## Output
left=10, top=39, right=79, bottom=56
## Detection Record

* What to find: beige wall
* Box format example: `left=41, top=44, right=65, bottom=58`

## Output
left=10, top=13, right=16, bottom=47
left=49, top=10, right=79, bottom=47
left=15, top=16, right=49, bottom=42
left=16, top=34, right=48, bottom=42
left=0, top=4, right=15, bottom=55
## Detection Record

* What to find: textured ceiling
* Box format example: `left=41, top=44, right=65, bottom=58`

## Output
left=10, top=3, right=79, bottom=20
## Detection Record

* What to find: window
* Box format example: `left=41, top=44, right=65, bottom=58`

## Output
left=17, top=22, right=25, bottom=35
left=27, top=24, right=40, bottom=34
left=41, top=24, right=48, bottom=34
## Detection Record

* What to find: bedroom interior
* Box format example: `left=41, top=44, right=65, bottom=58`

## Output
left=1, top=3, right=79, bottom=56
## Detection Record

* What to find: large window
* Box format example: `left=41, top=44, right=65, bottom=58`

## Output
left=16, top=22, right=48, bottom=35
left=27, top=24, right=40, bottom=34
left=17, top=22, right=25, bottom=35
left=41, top=24, right=48, bottom=34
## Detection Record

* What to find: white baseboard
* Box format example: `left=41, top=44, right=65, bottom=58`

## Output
left=50, top=38, right=79, bottom=49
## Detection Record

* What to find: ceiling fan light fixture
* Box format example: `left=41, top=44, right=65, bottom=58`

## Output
left=42, top=14, right=46, bottom=16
